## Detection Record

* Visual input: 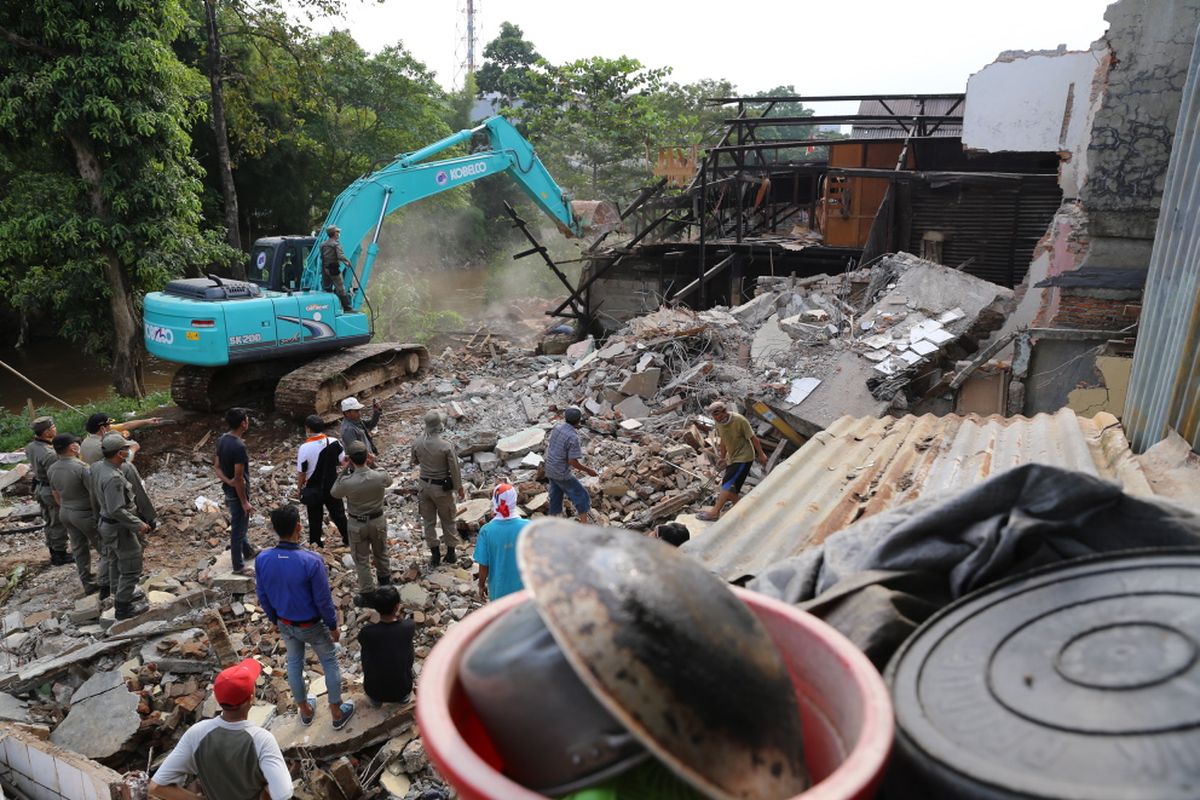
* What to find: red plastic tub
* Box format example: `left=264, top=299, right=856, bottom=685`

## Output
left=417, top=587, right=894, bottom=800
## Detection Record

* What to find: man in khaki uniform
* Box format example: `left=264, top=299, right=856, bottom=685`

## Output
left=80, top=412, right=160, bottom=465
left=411, top=410, right=464, bottom=568
left=25, top=416, right=71, bottom=565
left=47, top=434, right=106, bottom=597
left=330, top=440, right=392, bottom=594
left=319, top=225, right=353, bottom=313
left=92, top=433, right=156, bottom=620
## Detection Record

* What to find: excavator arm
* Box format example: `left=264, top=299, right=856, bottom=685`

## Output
left=302, top=116, right=583, bottom=309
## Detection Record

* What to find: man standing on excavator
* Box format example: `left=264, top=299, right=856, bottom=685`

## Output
left=319, top=225, right=354, bottom=313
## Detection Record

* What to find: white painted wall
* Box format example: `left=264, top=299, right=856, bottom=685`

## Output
left=962, top=49, right=1105, bottom=197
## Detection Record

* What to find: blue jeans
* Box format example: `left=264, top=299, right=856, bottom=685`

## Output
left=280, top=621, right=342, bottom=707
left=225, top=495, right=255, bottom=570
left=547, top=475, right=591, bottom=516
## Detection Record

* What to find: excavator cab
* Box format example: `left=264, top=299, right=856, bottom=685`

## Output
left=247, top=236, right=314, bottom=293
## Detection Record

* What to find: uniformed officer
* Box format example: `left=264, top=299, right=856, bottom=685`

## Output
left=47, top=434, right=107, bottom=597
left=319, top=225, right=353, bottom=313
left=329, top=440, right=393, bottom=594
left=411, top=409, right=464, bottom=568
left=92, top=433, right=156, bottom=620
left=80, top=412, right=160, bottom=465
left=24, top=416, right=71, bottom=565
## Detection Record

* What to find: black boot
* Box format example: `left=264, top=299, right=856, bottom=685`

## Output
left=98, top=585, right=111, bottom=603
left=49, top=549, right=73, bottom=566
left=114, top=599, right=149, bottom=620
left=445, top=546, right=457, bottom=566
left=429, top=545, right=441, bottom=568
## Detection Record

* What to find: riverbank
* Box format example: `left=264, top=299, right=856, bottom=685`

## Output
left=0, top=390, right=173, bottom=452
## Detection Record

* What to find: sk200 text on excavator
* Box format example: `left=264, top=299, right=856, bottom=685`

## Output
left=143, top=116, right=614, bottom=418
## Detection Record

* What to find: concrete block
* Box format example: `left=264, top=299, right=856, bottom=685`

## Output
left=455, top=430, right=498, bottom=456
left=268, top=694, right=413, bottom=758
left=618, top=368, right=661, bottom=398
left=473, top=451, right=499, bottom=470
left=51, top=672, right=141, bottom=759
left=614, top=396, right=650, bottom=420
left=751, top=314, right=791, bottom=361
left=495, top=427, right=545, bottom=460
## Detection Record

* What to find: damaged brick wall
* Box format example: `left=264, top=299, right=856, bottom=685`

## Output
left=1079, top=0, right=1200, bottom=240
left=1051, top=294, right=1141, bottom=331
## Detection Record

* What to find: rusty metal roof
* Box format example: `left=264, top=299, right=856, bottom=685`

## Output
left=851, top=97, right=964, bottom=139
left=685, top=408, right=1153, bottom=581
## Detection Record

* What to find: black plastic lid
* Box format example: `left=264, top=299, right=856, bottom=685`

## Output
left=887, top=549, right=1200, bottom=800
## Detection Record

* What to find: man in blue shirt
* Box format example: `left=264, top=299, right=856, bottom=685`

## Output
left=542, top=407, right=597, bottom=523
left=255, top=505, right=355, bottom=731
left=474, top=484, right=530, bottom=602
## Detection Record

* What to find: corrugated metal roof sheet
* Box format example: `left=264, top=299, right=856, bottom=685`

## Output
left=852, top=98, right=963, bottom=139
left=1126, top=23, right=1200, bottom=455
left=685, top=408, right=1153, bottom=581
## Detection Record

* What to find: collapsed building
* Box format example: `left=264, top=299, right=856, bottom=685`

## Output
left=2, top=0, right=1200, bottom=798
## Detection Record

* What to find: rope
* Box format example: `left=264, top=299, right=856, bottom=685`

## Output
left=0, top=358, right=85, bottom=415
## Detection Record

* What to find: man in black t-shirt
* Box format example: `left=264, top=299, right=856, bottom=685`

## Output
left=214, top=408, right=257, bottom=574
left=357, top=585, right=414, bottom=705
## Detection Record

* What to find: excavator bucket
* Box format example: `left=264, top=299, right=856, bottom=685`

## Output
left=570, top=200, right=623, bottom=238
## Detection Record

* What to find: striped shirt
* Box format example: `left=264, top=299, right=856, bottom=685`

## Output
left=544, top=422, right=582, bottom=480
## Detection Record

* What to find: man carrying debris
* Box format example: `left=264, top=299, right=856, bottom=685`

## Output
left=25, top=416, right=72, bottom=566
left=330, top=440, right=393, bottom=593
left=320, top=224, right=354, bottom=313
left=256, top=505, right=355, bottom=731
left=214, top=408, right=257, bottom=576
left=411, top=409, right=464, bottom=567
left=697, top=400, right=767, bottom=522
left=92, top=433, right=156, bottom=620
left=543, top=406, right=598, bottom=523
left=148, top=657, right=294, bottom=800
left=475, top=483, right=529, bottom=601
left=80, top=411, right=161, bottom=465
left=47, top=434, right=106, bottom=598
left=296, top=415, right=348, bottom=548
left=339, top=396, right=381, bottom=456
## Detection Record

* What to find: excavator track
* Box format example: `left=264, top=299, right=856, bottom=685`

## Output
left=171, top=358, right=309, bottom=413
left=273, top=342, right=430, bottom=420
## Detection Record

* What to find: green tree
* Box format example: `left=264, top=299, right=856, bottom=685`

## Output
left=0, top=0, right=234, bottom=396
left=652, top=78, right=736, bottom=146
left=521, top=55, right=671, bottom=201
left=475, top=21, right=540, bottom=112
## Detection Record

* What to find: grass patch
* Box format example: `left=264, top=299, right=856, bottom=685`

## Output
left=0, top=390, right=173, bottom=453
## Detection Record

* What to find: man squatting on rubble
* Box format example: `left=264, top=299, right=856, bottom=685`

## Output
left=339, top=395, right=381, bottom=457
left=330, top=440, right=394, bottom=596
left=47, top=434, right=107, bottom=598
left=411, top=409, right=464, bottom=568
left=296, top=415, right=348, bottom=547
left=25, top=416, right=72, bottom=565
left=148, top=657, right=293, bottom=800
left=256, top=505, right=355, bottom=730
left=543, top=406, right=598, bottom=523
left=319, top=224, right=354, bottom=313
left=92, top=433, right=157, bottom=620
left=698, top=400, right=767, bottom=522
left=214, top=408, right=257, bottom=576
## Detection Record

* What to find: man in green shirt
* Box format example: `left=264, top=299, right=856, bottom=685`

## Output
left=47, top=434, right=106, bottom=597
left=697, top=401, right=767, bottom=522
left=92, top=433, right=156, bottom=619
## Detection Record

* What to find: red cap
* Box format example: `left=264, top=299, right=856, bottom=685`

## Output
left=213, top=658, right=262, bottom=707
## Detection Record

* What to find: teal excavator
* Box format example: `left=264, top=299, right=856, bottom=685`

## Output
left=142, top=116, right=614, bottom=417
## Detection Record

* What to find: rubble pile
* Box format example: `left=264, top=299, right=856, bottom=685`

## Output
left=0, top=250, right=1011, bottom=798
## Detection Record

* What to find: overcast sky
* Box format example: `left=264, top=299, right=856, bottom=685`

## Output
left=330, top=0, right=1115, bottom=105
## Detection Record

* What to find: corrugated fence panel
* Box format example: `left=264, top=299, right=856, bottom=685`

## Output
left=685, top=409, right=1151, bottom=582
left=907, top=177, right=1062, bottom=287
left=1126, top=23, right=1200, bottom=455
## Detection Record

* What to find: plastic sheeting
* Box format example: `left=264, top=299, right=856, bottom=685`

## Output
left=747, top=464, right=1200, bottom=668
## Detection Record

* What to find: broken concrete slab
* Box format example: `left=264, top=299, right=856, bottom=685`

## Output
left=268, top=694, right=413, bottom=758
left=614, top=395, right=650, bottom=420
left=50, top=671, right=140, bottom=760
left=495, top=427, right=545, bottom=460
left=750, top=314, right=791, bottom=361
left=140, top=629, right=214, bottom=674
left=565, top=336, right=594, bottom=359
left=618, top=368, right=661, bottom=398
left=108, top=588, right=218, bottom=637
left=0, top=639, right=129, bottom=692
left=0, top=693, right=28, bottom=723
left=0, top=463, right=30, bottom=493
left=730, top=291, right=779, bottom=327
left=455, top=430, right=498, bottom=456
left=595, top=340, right=628, bottom=360
left=473, top=451, right=499, bottom=470
left=70, top=669, right=127, bottom=705
left=456, top=499, right=492, bottom=523
left=776, top=352, right=890, bottom=436
left=526, top=493, right=548, bottom=512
